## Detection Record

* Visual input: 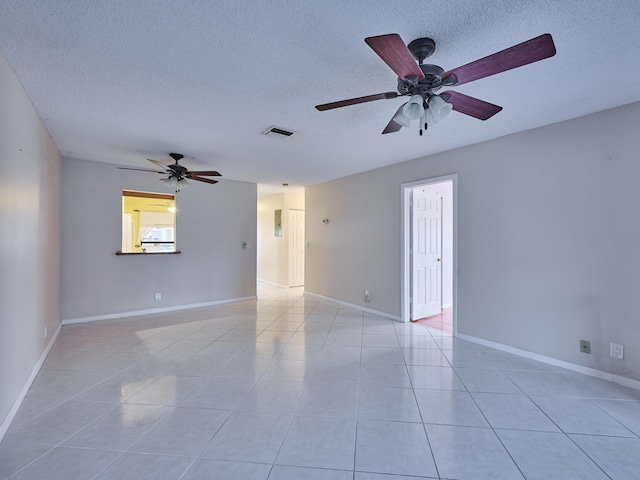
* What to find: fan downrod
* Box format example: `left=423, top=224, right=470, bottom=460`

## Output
left=407, top=37, right=436, bottom=64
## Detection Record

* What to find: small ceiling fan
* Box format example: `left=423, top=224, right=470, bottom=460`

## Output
left=316, top=33, right=556, bottom=135
left=118, top=153, right=221, bottom=191
left=149, top=200, right=176, bottom=212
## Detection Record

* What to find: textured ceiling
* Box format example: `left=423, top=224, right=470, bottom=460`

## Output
left=1, top=0, right=640, bottom=193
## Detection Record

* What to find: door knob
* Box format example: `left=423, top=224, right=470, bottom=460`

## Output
left=437, top=258, right=442, bottom=262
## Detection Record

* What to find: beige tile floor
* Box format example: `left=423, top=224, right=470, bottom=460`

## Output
left=2, top=284, right=640, bottom=479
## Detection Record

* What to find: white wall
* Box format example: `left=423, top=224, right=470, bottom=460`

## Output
left=257, top=190, right=304, bottom=287
left=306, top=101, right=640, bottom=381
left=61, top=158, right=257, bottom=320
left=0, top=51, right=62, bottom=432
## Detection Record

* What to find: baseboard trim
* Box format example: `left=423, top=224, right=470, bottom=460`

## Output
left=457, top=333, right=640, bottom=391
left=0, top=322, right=63, bottom=442
left=62, top=296, right=258, bottom=325
left=257, top=279, right=289, bottom=289
left=305, top=292, right=401, bottom=321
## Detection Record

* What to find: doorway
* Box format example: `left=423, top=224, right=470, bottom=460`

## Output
left=401, top=175, right=456, bottom=334
left=256, top=189, right=305, bottom=288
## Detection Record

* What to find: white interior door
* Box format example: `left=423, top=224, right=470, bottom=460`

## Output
left=411, top=188, right=442, bottom=320
left=288, top=209, right=305, bottom=286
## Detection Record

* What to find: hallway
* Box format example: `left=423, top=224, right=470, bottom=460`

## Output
left=2, top=285, right=640, bottom=479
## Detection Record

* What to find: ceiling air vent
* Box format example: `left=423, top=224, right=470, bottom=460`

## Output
left=262, top=126, right=297, bottom=139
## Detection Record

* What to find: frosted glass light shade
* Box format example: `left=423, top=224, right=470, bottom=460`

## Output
left=402, top=95, right=425, bottom=120
left=162, top=176, right=178, bottom=188
left=393, top=106, right=413, bottom=128
left=428, top=95, right=453, bottom=122
left=176, top=178, right=189, bottom=191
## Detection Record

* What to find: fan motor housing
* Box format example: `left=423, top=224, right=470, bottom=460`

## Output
left=397, top=64, right=444, bottom=96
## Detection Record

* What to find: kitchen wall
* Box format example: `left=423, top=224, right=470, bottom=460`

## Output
left=61, top=158, right=257, bottom=321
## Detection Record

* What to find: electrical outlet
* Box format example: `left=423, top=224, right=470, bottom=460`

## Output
left=610, top=342, right=624, bottom=359
left=364, top=290, right=371, bottom=303
left=155, top=293, right=162, bottom=301
left=580, top=339, right=591, bottom=354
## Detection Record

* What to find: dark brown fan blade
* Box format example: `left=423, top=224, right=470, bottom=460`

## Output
left=118, top=166, right=165, bottom=173
left=147, top=159, right=171, bottom=171
left=441, top=91, right=503, bottom=120
left=365, top=34, right=425, bottom=81
left=189, top=175, right=219, bottom=185
left=316, top=92, right=399, bottom=111
left=442, top=34, right=556, bottom=86
left=382, top=105, right=406, bottom=134
left=186, top=170, right=221, bottom=177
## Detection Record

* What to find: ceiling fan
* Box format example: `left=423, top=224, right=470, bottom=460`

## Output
left=315, top=33, right=556, bottom=135
left=149, top=200, right=176, bottom=212
left=118, top=153, right=221, bottom=191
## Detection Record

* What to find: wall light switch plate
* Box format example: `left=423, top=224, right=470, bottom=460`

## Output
left=610, top=342, right=624, bottom=359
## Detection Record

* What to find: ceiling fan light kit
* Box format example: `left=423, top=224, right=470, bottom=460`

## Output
left=162, top=176, right=189, bottom=191
left=402, top=95, right=425, bottom=120
left=118, top=152, right=222, bottom=192
left=315, top=32, right=556, bottom=136
left=393, top=108, right=412, bottom=128
left=428, top=94, right=453, bottom=122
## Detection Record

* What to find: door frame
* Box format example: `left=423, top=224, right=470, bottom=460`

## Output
left=400, top=174, right=458, bottom=333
